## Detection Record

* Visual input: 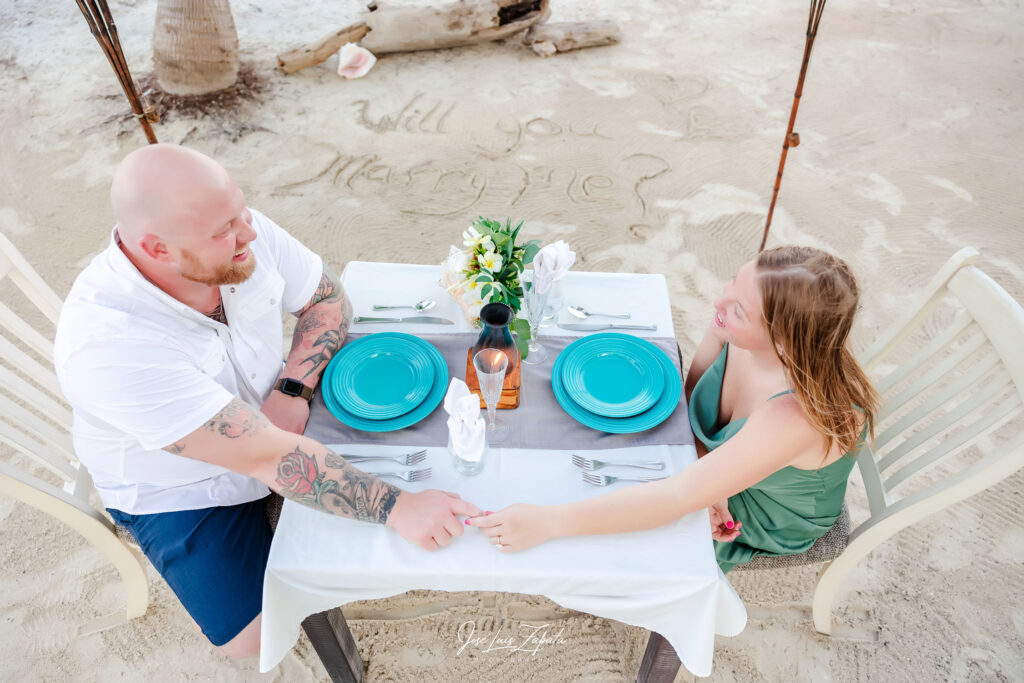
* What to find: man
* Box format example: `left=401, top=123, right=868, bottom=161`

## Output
left=54, top=144, right=480, bottom=659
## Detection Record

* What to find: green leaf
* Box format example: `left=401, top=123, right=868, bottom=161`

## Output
left=513, top=328, right=530, bottom=359
left=521, top=240, right=541, bottom=264
left=510, top=220, right=524, bottom=243
left=512, top=317, right=531, bottom=339
left=481, top=283, right=492, bottom=299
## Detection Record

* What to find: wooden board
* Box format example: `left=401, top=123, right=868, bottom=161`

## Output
left=465, top=348, right=520, bottom=409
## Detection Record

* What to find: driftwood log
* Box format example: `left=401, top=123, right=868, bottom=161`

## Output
left=278, top=24, right=371, bottom=74
left=524, top=21, right=622, bottom=57
left=278, top=0, right=551, bottom=74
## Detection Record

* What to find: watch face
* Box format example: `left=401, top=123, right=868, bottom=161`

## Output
left=281, top=378, right=303, bottom=396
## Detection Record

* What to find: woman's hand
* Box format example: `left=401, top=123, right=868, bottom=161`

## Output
left=466, top=504, right=552, bottom=553
left=709, top=499, right=742, bottom=542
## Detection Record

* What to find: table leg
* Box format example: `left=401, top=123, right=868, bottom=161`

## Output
left=636, top=632, right=681, bottom=683
left=301, top=607, right=363, bottom=683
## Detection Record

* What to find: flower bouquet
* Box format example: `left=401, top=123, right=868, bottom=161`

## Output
left=441, top=217, right=540, bottom=355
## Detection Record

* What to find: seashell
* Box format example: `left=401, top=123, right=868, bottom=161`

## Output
left=337, top=43, right=377, bottom=79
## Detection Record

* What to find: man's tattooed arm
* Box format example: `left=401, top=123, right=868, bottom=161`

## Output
left=282, top=264, right=352, bottom=384
left=166, top=398, right=400, bottom=523
left=277, top=448, right=400, bottom=522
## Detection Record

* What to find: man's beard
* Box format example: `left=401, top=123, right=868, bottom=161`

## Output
left=180, top=248, right=257, bottom=286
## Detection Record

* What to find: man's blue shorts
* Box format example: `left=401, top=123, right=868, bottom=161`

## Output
left=107, top=496, right=273, bottom=647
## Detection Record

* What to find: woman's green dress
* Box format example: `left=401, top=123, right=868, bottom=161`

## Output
left=689, top=345, right=855, bottom=573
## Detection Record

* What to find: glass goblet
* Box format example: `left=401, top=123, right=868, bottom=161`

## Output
left=473, top=348, right=509, bottom=443
left=522, top=274, right=550, bottom=365
left=540, top=278, right=564, bottom=327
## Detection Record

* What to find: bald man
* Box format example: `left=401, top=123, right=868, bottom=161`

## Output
left=53, top=144, right=481, bottom=659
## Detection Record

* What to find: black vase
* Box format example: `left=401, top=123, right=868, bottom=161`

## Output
left=472, top=302, right=519, bottom=375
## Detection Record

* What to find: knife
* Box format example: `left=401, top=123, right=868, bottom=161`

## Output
left=558, top=323, right=658, bottom=332
left=354, top=316, right=455, bottom=325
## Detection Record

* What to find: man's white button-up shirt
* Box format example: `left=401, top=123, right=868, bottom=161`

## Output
left=54, top=209, right=322, bottom=514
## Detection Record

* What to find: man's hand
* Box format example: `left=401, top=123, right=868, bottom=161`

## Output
left=386, top=490, right=483, bottom=551
left=709, top=499, right=742, bottom=542
left=261, top=390, right=310, bottom=434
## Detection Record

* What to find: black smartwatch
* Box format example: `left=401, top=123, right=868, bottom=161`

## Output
left=277, top=378, right=314, bottom=402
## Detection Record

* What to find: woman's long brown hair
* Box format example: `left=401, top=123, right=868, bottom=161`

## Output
left=756, top=246, right=879, bottom=456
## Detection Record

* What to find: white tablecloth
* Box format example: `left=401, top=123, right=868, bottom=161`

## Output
left=259, top=263, right=747, bottom=677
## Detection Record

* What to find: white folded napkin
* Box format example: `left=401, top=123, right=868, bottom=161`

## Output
left=532, top=240, right=576, bottom=294
left=443, top=378, right=487, bottom=462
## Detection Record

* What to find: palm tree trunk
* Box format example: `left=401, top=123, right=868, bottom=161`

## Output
left=153, top=0, right=239, bottom=96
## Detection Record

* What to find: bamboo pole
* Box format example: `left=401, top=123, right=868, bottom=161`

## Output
left=75, top=0, right=159, bottom=144
left=759, top=0, right=826, bottom=253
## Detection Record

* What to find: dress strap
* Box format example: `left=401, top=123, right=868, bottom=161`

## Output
left=768, top=389, right=795, bottom=400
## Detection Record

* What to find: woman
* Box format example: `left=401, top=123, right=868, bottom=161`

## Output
left=468, top=246, right=879, bottom=572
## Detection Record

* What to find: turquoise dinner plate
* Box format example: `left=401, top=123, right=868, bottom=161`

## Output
left=560, top=336, right=665, bottom=417
left=322, top=333, right=448, bottom=432
left=551, top=334, right=682, bottom=434
left=334, top=336, right=435, bottom=419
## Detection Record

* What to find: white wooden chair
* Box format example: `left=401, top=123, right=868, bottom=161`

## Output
left=0, top=232, right=149, bottom=635
left=810, top=247, right=1024, bottom=633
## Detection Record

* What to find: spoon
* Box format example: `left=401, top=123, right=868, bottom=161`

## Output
left=373, top=298, right=437, bottom=312
left=568, top=304, right=630, bottom=320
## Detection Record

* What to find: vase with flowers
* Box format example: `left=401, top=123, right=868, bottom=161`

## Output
left=440, top=216, right=540, bottom=358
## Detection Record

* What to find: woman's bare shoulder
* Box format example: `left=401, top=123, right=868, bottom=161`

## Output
left=746, top=394, right=823, bottom=455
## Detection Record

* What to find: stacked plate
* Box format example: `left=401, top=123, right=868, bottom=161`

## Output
left=322, top=332, right=448, bottom=432
left=551, top=333, right=682, bottom=433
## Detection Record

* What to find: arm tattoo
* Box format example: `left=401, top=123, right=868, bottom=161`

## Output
left=164, top=399, right=270, bottom=455
left=297, top=266, right=343, bottom=317
left=203, top=400, right=268, bottom=438
left=300, top=329, right=343, bottom=378
left=277, top=445, right=400, bottom=522
left=289, top=310, right=326, bottom=352
left=311, top=269, right=342, bottom=305
left=292, top=265, right=352, bottom=377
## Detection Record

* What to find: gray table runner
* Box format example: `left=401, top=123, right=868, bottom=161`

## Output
left=304, top=333, right=694, bottom=450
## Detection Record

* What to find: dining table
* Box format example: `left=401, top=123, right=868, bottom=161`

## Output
left=258, top=261, right=747, bottom=680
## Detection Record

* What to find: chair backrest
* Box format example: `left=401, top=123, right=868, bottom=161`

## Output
left=0, top=232, right=100, bottom=519
left=851, top=247, right=1024, bottom=539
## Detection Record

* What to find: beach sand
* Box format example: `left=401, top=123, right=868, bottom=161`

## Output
left=1, top=0, right=1022, bottom=680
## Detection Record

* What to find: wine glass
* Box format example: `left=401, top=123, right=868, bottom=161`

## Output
left=540, top=278, right=564, bottom=327
left=473, top=348, right=509, bottom=443
left=522, top=271, right=551, bottom=365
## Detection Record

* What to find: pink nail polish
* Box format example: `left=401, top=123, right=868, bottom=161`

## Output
left=485, top=511, right=493, bottom=515
left=725, top=521, right=734, bottom=529
left=464, top=519, right=470, bottom=525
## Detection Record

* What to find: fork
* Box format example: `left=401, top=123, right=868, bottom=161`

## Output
left=339, top=450, right=427, bottom=466
left=582, top=473, right=667, bottom=486
left=571, top=454, right=665, bottom=471
left=364, top=468, right=433, bottom=482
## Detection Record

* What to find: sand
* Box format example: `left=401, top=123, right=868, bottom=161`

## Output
left=1, top=0, right=1022, bottom=680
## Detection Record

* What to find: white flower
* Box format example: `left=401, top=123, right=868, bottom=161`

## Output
left=462, top=226, right=497, bottom=254
left=477, top=251, right=503, bottom=273
left=462, top=226, right=483, bottom=247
